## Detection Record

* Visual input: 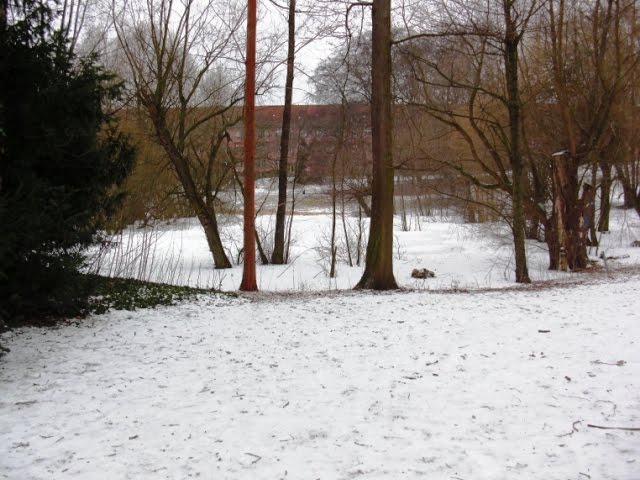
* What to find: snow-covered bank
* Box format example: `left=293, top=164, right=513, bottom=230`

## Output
left=91, top=205, right=640, bottom=293
left=2, top=276, right=639, bottom=479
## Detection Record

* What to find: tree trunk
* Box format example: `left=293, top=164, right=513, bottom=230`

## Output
left=547, top=13, right=587, bottom=270
left=340, top=151, right=353, bottom=267
left=0, top=0, right=6, bottom=32
left=198, top=211, right=230, bottom=269
left=616, top=163, right=640, bottom=215
left=355, top=0, right=398, bottom=290
left=143, top=94, right=231, bottom=269
left=353, top=192, right=371, bottom=217
left=544, top=217, right=560, bottom=270
left=272, top=0, right=296, bottom=265
left=551, top=154, right=588, bottom=270
left=240, top=0, right=257, bottom=291
left=504, top=0, right=530, bottom=283
left=329, top=146, right=337, bottom=278
left=598, top=160, right=612, bottom=232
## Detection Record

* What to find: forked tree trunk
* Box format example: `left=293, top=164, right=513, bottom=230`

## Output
left=355, top=0, right=398, bottom=290
left=272, top=0, right=296, bottom=265
left=143, top=94, right=231, bottom=269
left=240, top=0, right=257, bottom=291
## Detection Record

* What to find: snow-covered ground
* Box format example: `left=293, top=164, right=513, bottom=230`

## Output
left=2, top=194, right=640, bottom=479
left=90, top=196, right=640, bottom=292
left=1, top=275, right=639, bottom=479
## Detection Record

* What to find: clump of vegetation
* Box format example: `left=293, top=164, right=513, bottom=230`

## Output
left=88, top=276, right=215, bottom=315
left=1, top=2, right=135, bottom=327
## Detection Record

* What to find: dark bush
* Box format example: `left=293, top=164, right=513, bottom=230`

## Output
left=0, top=2, right=135, bottom=327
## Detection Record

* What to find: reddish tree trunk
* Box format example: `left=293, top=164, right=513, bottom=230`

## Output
left=240, top=0, right=257, bottom=291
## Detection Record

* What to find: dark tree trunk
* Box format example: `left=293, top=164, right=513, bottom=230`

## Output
left=355, top=0, right=398, bottom=290
left=544, top=218, right=560, bottom=270
left=598, top=160, right=612, bottom=232
left=329, top=138, right=338, bottom=278
left=504, top=0, right=530, bottom=283
left=353, top=192, right=372, bottom=217
left=551, top=155, right=589, bottom=270
left=198, top=211, right=231, bottom=269
left=240, top=0, right=257, bottom=291
left=0, top=0, right=6, bottom=32
left=272, top=0, right=296, bottom=265
left=526, top=217, right=541, bottom=241
left=616, top=163, right=640, bottom=215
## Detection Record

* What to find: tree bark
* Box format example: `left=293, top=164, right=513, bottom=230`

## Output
left=598, top=160, right=611, bottom=232
left=504, top=0, right=530, bottom=283
left=355, top=0, right=398, bottom=290
left=551, top=154, right=588, bottom=270
left=272, top=0, right=296, bottom=265
left=240, top=0, right=257, bottom=291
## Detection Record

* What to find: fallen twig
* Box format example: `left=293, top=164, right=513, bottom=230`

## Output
left=587, top=424, right=640, bottom=431
left=590, top=360, right=626, bottom=366
left=245, top=452, right=262, bottom=464
left=558, top=420, right=581, bottom=437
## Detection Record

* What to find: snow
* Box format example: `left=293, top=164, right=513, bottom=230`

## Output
left=90, top=206, right=640, bottom=293
left=2, top=193, right=640, bottom=479
left=1, top=277, right=639, bottom=479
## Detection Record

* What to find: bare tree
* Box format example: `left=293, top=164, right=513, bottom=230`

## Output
left=395, top=0, right=536, bottom=282
left=111, top=0, right=248, bottom=270
left=543, top=0, right=636, bottom=269
left=58, top=0, right=89, bottom=54
left=610, top=0, right=640, bottom=219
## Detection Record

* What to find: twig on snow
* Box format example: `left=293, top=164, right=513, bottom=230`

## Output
left=587, top=424, right=640, bottom=431
left=354, top=441, right=372, bottom=447
left=558, top=420, right=581, bottom=437
left=590, top=360, right=626, bottom=366
left=245, top=452, right=262, bottom=464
